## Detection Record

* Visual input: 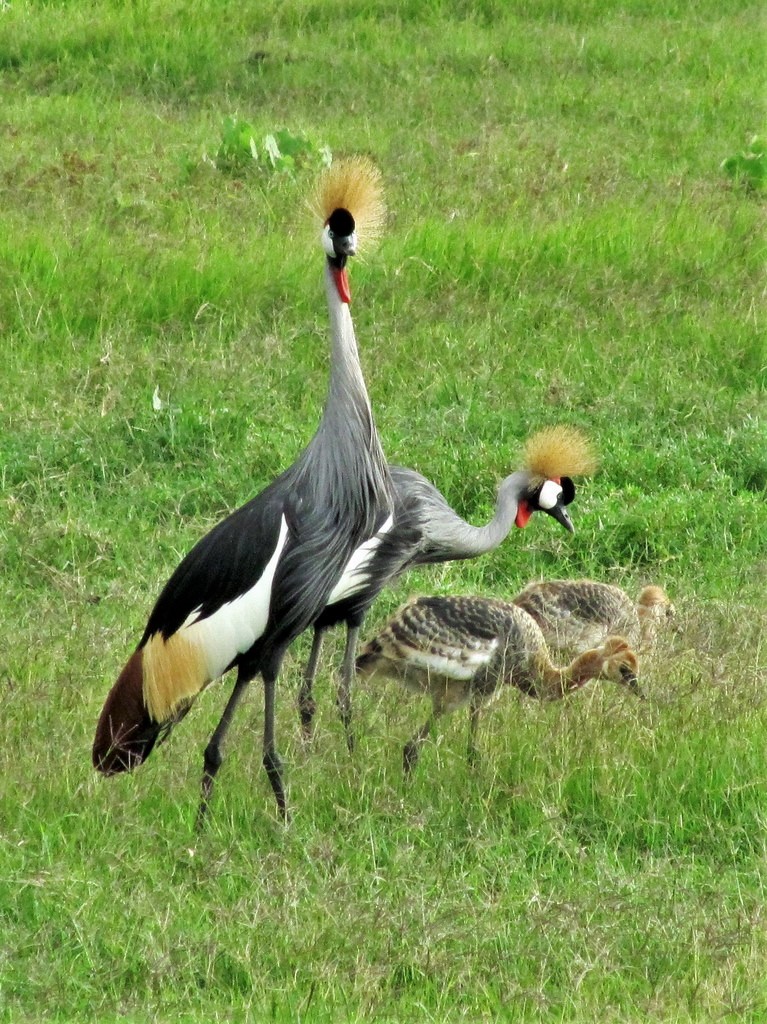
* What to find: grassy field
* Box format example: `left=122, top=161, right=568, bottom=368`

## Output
left=1, top=0, right=766, bottom=1020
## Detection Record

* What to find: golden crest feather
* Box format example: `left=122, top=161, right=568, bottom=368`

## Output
left=522, top=425, right=597, bottom=481
left=313, top=156, right=386, bottom=249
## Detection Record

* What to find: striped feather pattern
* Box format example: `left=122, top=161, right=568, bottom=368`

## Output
left=356, top=593, right=642, bottom=775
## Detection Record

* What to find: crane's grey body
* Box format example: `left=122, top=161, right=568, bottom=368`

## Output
left=186, top=260, right=394, bottom=818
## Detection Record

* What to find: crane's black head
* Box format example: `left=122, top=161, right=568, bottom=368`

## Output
left=323, top=208, right=358, bottom=303
left=516, top=476, right=576, bottom=533
left=324, top=208, right=357, bottom=263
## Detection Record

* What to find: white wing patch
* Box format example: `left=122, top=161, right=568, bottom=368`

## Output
left=327, top=514, right=395, bottom=605
left=179, top=514, right=290, bottom=681
left=399, top=638, right=499, bottom=680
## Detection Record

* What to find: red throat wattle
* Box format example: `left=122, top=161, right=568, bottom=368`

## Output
left=515, top=500, right=532, bottom=528
left=332, top=266, right=351, bottom=304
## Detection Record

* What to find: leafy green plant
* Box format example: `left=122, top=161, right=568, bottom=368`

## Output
left=721, top=135, right=766, bottom=192
left=212, top=117, right=331, bottom=176
left=212, top=114, right=258, bottom=173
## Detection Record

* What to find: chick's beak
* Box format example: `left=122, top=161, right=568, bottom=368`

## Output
left=620, top=667, right=644, bottom=698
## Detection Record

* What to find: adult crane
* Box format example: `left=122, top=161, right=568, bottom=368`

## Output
left=92, top=157, right=392, bottom=821
left=298, top=425, right=597, bottom=747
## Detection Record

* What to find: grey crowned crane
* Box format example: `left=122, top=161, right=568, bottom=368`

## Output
left=298, top=425, right=597, bottom=746
left=92, top=158, right=392, bottom=821
left=512, top=580, right=675, bottom=655
left=356, top=594, right=641, bottom=773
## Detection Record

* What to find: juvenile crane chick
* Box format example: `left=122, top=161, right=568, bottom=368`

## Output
left=512, top=580, right=675, bottom=655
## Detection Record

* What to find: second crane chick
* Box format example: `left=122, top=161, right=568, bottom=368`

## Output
left=356, top=595, right=642, bottom=774
left=512, top=580, right=675, bottom=656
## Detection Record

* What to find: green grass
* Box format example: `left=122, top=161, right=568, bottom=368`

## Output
left=1, top=0, right=766, bottom=1020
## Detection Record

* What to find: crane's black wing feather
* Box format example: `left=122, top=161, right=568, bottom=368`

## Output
left=140, top=475, right=290, bottom=646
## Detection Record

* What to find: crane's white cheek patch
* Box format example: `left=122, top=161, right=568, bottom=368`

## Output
left=538, top=480, right=562, bottom=511
left=327, top=514, right=394, bottom=605
left=143, top=516, right=290, bottom=721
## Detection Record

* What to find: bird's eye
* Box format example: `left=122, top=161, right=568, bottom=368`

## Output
left=321, top=224, right=336, bottom=256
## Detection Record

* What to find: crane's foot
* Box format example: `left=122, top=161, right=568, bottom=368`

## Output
left=403, top=740, right=420, bottom=776
left=195, top=793, right=211, bottom=833
left=403, top=718, right=432, bottom=776
left=263, top=748, right=289, bottom=823
left=195, top=741, right=224, bottom=830
left=298, top=694, right=317, bottom=744
left=336, top=698, right=355, bottom=756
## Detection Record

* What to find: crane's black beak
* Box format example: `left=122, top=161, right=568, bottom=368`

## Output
left=324, top=209, right=357, bottom=304
left=332, top=233, right=357, bottom=259
left=520, top=477, right=577, bottom=532
left=546, top=503, right=574, bottom=534
left=325, top=208, right=358, bottom=261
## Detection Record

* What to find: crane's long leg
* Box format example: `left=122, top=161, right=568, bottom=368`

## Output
left=262, top=671, right=288, bottom=822
left=298, top=627, right=325, bottom=741
left=403, top=712, right=438, bottom=775
left=467, top=694, right=483, bottom=768
left=196, top=673, right=251, bottom=830
left=337, top=624, right=360, bottom=755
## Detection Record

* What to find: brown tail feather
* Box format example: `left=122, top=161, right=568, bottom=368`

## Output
left=92, top=649, right=161, bottom=774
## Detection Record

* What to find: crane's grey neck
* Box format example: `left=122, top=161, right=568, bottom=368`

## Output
left=296, top=264, right=389, bottom=515
left=318, top=263, right=383, bottom=450
left=323, top=263, right=365, bottom=401
left=426, top=471, right=527, bottom=560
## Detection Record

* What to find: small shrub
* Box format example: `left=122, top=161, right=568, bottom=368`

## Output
left=721, top=135, right=766, bottom=193
left=211, top=118, right=331, bottom=177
